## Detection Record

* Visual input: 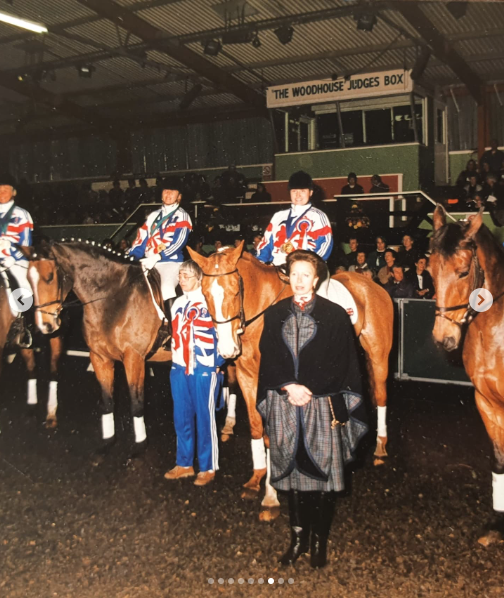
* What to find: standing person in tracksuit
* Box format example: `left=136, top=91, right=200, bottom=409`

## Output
left=128, top=176, right=192, bottom=317
left=164, top=260, right=225, bottom=487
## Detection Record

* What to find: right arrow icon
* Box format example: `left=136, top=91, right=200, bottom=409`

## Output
left=469, top=288, right=493, bottom=313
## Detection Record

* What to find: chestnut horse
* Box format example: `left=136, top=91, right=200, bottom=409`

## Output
left=430, top=205, right=504, bottom=545
left=22, top=241, right=171, bottom=452
left=0, top=272, right=63, bottom=428
left=189, top=242, right=393, bottom=521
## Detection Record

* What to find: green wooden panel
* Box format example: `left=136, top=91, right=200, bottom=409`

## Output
left=275, top=144, right=420, bottom=190
left=420, top=212, right=504, bottom=245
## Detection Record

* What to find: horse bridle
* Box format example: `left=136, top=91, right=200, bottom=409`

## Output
left=434, top=246, right=484, bottom=328
left=203, top=267, right=288, bottom=331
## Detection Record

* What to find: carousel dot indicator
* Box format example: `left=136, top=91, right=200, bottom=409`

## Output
left=228, top=578, right=234, bottom=584
left=208, top=578, right=214, bottom=584
left=218, top=578, right=224, bottom=584
left=268, top=578, right=274, bottom=584
left=258, top=578, right=264, bottom=584
left=278, top=578, right=285, bottom=584
left=288, top=578, right=294, bottom=584
left=238, top=578, right=244, bottom=584
left=248, top=578, right=254, bottom=584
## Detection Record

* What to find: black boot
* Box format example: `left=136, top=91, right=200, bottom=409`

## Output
left=163, top=299, right=174, bottom=340
left=310, top=491, right=337, bottom=569
left=279, top=490, right=310, bottom=566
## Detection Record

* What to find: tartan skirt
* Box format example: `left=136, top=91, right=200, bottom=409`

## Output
left=258, top=390, right=367, bottom=492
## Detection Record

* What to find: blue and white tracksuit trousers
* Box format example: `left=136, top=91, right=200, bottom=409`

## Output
left=170, top=363, right=223, bottom=472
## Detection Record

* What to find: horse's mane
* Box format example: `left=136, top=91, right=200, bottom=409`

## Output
left=37, top=241, right=142, bottom=267
left=431, top=220, right=504, bottom=264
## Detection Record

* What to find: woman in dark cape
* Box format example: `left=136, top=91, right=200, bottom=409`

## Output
left=257, top=250, right=368, bottom=569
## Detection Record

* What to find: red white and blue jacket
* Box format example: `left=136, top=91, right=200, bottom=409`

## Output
left=0, top=200, right=33, bottom=264
left=256, top=203, right=333, bottom=266
left=129, top=204, right=192, bottom=263
left=171, top=288, right=225, bottom=374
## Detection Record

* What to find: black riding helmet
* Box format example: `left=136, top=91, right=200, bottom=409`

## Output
left=0, top=173, right=16, bottom=188
left=288, top=170, right=313, bottom=190
left=160, top=175, right=182, bottom=192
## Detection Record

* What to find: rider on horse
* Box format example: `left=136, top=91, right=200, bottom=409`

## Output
left=255, top=171, right=333, bottom=266
left=0, top=173, right=34, bottom=344
left=128, top=176, right=192, bottom=317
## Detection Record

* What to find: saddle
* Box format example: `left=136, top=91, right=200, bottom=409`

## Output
left=145, top=269, right=171, bottom=357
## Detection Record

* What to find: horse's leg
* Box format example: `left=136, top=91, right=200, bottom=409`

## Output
left=360, top=326, right=391, bottom=465
left=221, top=363, right=237, bottom=441
left=46, top=335, right=63, bottom=429
left=474, top=389, right=504, bottom=545
left=123, top=350, right=147, bottom=453
left=90, top=352, right=116, bottom=447
left=20, top=348, right=37, bottom=407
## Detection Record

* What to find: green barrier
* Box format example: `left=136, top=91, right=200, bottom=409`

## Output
left=395, top=298, right=471, bottom=386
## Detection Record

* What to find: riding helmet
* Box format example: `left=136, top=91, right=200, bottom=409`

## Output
left=288, top=170, right=313, bottom=190
left=0, top=173, right=16, bottom=188
left=160, top=175, right=182, bottom=192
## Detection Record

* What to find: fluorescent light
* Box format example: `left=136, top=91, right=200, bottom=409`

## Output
left=0, top=10, right=48, bottom=34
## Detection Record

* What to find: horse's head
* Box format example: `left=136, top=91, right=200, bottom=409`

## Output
left=188, top=242, right=245, bottom=359
left=20, top=242, right=73, bottom=334
left=429, top=205, right=484, bottom=351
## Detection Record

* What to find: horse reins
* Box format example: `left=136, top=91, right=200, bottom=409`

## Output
left=203, top=267, right=288, bottom=331
left=434, top=245, right=502, bottom=328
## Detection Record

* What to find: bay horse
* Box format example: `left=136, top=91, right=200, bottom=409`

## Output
left=430, top=205, right=504, bottom=545
left=21, top=241, right=171, bottom=451
left=1, top=271, right=63, bottom=428
left=188, top=242, right=393, bottom=521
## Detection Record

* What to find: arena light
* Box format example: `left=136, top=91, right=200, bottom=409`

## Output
left=355, top=11, right=377, bottom=32
left=274, top=26, right=294, bottom=45
left=77, top=64, right=96, bottom=79
left=204, top=39, right=222, bottom=56
left=0, top=9, right=48, bottom=33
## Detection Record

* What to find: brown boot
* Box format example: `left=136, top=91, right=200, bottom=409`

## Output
left=194, top=471, right=215, bottom=486
left=164, top=465, right=195, bottom=480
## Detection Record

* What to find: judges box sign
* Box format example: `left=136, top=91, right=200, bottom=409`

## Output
left=267, top=70, right=412, bottom=108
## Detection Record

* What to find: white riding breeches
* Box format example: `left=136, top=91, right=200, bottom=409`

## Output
left=316, top=276, right=359, bottom=325
left=154, top=261, right=182, bottom=301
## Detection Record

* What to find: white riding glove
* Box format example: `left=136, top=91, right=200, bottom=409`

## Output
left=1, top=255, right=15, bottom=269
left=140, top=252, right=161, bottom=271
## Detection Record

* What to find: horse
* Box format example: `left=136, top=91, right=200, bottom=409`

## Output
left=21, top=241, right=171, bottom=452
left=1, top=271, right=64, bottom=428
left=430, top=205, right=504, bottom=545
left=188, top=242, right=393, bottom=521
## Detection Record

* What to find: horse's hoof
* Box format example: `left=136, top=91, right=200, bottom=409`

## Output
left=373, top=457, right=387, bottom=467
left=96, top=437, right=116, bottom=456
left=374, top=436, right=388, bottom=459
left=259, top=506, right=280, bottom=522
left=221, top=433, right=233, bottom=443
left=221, top=418, right=235, bottom=437
left=478, top=515, right=504, bottom=546
left=131, top=439, right=148, bottom=458
left=241, top=487, right=260, bottom=500
left=45, top=418, right=57, bottom=430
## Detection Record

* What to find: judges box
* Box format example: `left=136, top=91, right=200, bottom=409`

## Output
left=394, top=298, right=472, bottom=386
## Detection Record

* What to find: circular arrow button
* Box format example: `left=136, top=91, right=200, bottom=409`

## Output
left=469, top=288, right=493, bottom=313
left=8, top=287, right=33, bottom=313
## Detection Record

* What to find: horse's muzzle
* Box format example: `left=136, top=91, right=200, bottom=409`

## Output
left=440, top=336, right=458, bottom=352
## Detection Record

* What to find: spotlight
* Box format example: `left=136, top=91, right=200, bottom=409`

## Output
left=274, top=26, right=294, bottom=45
left=77, top=64, right=95, bottom=78
left=252, top=34, right=261, bottom=49
left=355, top=11, right=377, bottom=32
left=179, top=83, right=203, bottom=110
left=204, top=39, right=222, bottom=56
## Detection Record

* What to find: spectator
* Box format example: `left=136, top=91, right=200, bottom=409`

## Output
left=456, top=159, right=480, bottom=187
left=109, top=179, right=124, bottom=209
left=397, top=234, right=418, bottom=272
left=367, top=236, right=387, bottom=272
left=341, top=172, right=364, bottom=195
left=465, top=191, right=486, bottom=212
left=462, top=175, right=482, bottom=201
left=377, top=249, right=396, bottom=285
left=214, top=239, right=224, bottom=252
left=482, top=173, right=503, bottom=205
left=250, top=234, right=263, bottom=257
left=480, top=139, right=504, bottom=175
left=345, top=236, right=359, bottom=267
left=481, top=161, right=492, bottom=180
left=407, top=255, right=434, bottom=299
left=369, top=175, right=390, bottom=194
left=124, top=178, right=139, bottom=211
left=192, top=236, right=209, bottom=257
left=348, top=251, right=371, bottom=274
left=251, top=183, right=271, bottom=203
left=383, top=265, right=414, bottom=299
left=118, top=238, right=130, bottom=252
left=138, top=178, right=152, bottom=203
left=233, top=235, right=244, bottom=248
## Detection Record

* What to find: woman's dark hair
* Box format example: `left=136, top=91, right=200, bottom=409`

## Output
left=376, top=235, right=386, bottom=244
left=286, top=250, right=327, bottom=288
left=384, top=248, right=397, bottom=259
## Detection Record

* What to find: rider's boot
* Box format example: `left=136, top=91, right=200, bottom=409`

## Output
left=279, top=490, right=310, bottom=566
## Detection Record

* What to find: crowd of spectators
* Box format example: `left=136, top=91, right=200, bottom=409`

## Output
left=456, top=139, right=504, bottom=215
left=340, top=172, right=390, bottom=195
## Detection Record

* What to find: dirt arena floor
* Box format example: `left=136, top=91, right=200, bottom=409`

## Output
left=1, top=351, right=503, bottom=598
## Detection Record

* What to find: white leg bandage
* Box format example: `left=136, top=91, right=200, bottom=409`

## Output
left=47, top=381, right=58, bottom=418
left=27, top=379, right=37, bottom=405
left=227, top=393, right=237, bottom=419
left=377, top=405, right=387, bottom=437
left=134, top=416, right=147, bottom=444
left=262, top=448, right=280, bottom=507
left=101, top=413, right=115, bottom=440
left=492, top=472, right=504, bottom=512
left=251, top=437, right=266, bottom=470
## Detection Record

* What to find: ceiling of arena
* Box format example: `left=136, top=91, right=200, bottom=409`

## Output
left=0, top=0, right=503, bottom=137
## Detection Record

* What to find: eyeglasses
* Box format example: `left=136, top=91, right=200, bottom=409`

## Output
left=178, top=274, right=196, bottom=281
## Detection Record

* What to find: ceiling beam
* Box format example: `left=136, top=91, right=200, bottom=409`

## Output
left=392, top=2, right=483, bottom=104
left=76, top=0, right=267, bottom=112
